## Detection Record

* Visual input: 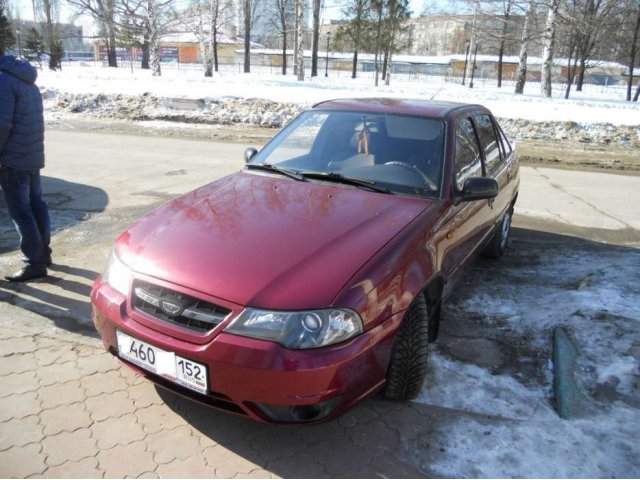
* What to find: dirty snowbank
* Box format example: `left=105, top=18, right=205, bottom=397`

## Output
left=37, top=65, right=640, bottom=150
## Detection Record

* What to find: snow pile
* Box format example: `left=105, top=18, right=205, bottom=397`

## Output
left=37, top=65, right=640, bottom=149
left=45, top=90, right=303, bottom=128
left=42, top=90, right=640, bottom=150
left=413, top=244, right=640, bottom=477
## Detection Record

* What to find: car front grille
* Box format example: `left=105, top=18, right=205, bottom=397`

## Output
left=132, top=280, right=231, bottom=334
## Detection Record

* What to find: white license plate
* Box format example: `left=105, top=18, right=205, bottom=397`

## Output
left=116, top=330, right=208, bottom=394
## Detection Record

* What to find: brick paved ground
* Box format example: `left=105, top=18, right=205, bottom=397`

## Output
left=0, top=321, right=451, bottom=478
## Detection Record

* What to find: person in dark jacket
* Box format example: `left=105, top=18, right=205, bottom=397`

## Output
left=0, top=55, right=51, bottom=282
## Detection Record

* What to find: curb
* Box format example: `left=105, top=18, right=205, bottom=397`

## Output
left=553, top=326, right=587, bottom=419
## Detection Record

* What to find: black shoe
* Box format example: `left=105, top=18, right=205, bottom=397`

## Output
left=5, top=266, right=48, bottom=282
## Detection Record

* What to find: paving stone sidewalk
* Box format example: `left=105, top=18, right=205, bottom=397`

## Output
left=0, top=323, right=448, bottom=479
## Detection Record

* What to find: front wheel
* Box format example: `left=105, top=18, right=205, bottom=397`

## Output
left=483, top=207, right=513, bottom=258
left=384, top=295, right=430, bottom=401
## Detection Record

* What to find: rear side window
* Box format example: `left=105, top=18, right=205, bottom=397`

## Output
left=474, top=114, right=502, bottom=175
left=497, top=124, right=512, bottom=156
left=454, top=118, right=482, bottom=190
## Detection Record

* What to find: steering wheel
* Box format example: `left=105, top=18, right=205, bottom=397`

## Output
left=384, top=161, right=438, bottom=192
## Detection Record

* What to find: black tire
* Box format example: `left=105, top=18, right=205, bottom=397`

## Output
left=384, top=294, right=430, bottom=401
left=427, top=299, right=441, bottom=343
left=483, top=206, right=513, bottom=258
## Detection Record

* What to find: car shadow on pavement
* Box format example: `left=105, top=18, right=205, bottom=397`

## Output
left=156, top=386, right=442, bottom=478
left=0, top=176, right=109, bottom=254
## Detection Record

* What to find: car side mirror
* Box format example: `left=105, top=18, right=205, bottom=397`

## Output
left=455, top=177, right=498, bottom=205
left=244, top=147, right=258, bottom=163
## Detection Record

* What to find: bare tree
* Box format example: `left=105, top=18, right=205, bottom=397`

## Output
left=242, top=0, right=260, bottom=73
left=122, top=0, right=176, bottom=76
left=541, top=0, right=559, bottom=97
left=571, top=0, right=619, bottom=91
left=557, top=0, right=580, bottom=98
left=68, top=0, right=119, bottom=67
left=0, top=0, right=15, bottom=55
left=515, top=0, right=537, bottom=94
left=295, top=0, right=304, bottom=80
left=627, top=1, right=640, bottom=101
left=146, top=0, right=174, bottom=76
left=372, top=0, right=385, bottom=86
left=310, top=0, right=320, bottom=76
left=496, top=0, right=515, bottom=87
left=461, top=0, right=519, bottom=87
left=607, top=0, right=640, bottom=100
left=382, top=0, right=411, bottom=85
left=33, top=0, right=63, bottom=69
left=270, top=0, right=294, bottom=75
left=177, top=0, right=231, bottom=76
left=334, top=0, right=371, bottom=79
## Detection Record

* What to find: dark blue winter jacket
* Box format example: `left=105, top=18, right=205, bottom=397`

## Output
left=0, top=55, right=45, bottom=171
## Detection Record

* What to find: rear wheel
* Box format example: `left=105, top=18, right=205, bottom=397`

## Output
left=384, top=294, right=430, bottom=401
left=484, top=206, right=513, bottom=258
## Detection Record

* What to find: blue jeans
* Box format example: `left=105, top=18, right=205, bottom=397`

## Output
left=0, top=166, right=51, bottom=268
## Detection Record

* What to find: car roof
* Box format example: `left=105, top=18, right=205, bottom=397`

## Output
left=312, top=98, right=486, bottom=119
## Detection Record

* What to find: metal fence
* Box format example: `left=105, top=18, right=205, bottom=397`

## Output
left=57, top=53, right=630, bottom=98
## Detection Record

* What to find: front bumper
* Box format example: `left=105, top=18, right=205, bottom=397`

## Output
left=91, top=278, right=398, bottom=423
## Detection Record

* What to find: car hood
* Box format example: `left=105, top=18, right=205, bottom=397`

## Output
left=116, top=171, right=434, bottom=310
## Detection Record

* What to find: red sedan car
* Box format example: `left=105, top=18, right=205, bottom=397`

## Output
left=91, top=98, right=519, bottom=423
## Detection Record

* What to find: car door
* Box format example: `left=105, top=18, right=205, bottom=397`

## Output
left=472, top=113, right=515, bottom=223
left=439, top=115, right=495, bottom=292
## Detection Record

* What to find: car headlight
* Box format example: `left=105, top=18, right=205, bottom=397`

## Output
left=101, top=250, right=132, bottom=296
left=225, top=308, right=363, bottom=349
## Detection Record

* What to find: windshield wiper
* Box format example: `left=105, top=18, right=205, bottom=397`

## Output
left=300, top=172, right=392, bottom=194
left=245, top=163, right=307, bottom=182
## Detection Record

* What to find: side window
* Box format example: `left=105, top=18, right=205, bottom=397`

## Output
left=497, top=123, right=512, bottom=156
left=473, top=114, right=502, bottom=175
left=454, top=118, right=482, bottom=190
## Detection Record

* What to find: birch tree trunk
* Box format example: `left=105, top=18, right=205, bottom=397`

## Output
left=627, top=7, right=640, bottom=101
left=198, top=5, right=213, bottom=77
left=541, top=0, right=559, bottom=98
left=515, top=0, right=535, bottom=94
left=148, top=0, right=161, bottom=76
left=295, top=0, right=304, bottom=81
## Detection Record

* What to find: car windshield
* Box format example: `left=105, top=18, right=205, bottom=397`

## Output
left=248, top=110, right=445, bottom=197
